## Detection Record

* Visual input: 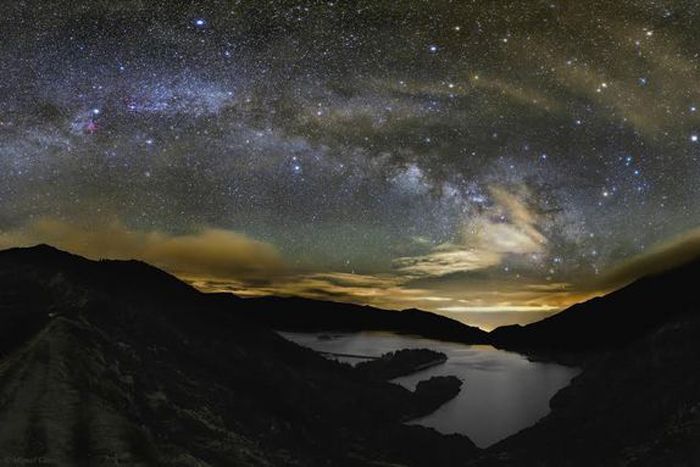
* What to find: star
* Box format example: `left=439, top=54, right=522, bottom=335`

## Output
left=0, top=0, right=698, bottom=328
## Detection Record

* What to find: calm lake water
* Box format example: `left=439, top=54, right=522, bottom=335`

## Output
left=280, top=331, right=579, bottom=448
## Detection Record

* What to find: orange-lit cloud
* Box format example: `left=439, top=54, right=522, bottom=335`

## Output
left=394, top=186, right=547, bottom=278
left=0, top=218, right=286, bottom=280
left=3, top=218, right=699, bottom=331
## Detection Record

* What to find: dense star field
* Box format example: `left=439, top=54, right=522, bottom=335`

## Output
left=1, top=1, right=699, bottom=328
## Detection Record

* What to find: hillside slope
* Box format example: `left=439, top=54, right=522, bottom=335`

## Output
left=467, top=257, right=700, bottom=465
left=490, top=257, right=700, bottom=353
left=474, top=310, right=700, bottom=466
left=0, top=245, right=477, bottom=466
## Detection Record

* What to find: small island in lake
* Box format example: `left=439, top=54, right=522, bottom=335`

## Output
left=414, top=376, right=463, bottom=409
left=352, top=348, right=461, bottom=419
left=356, top=348, right=449, bottom=380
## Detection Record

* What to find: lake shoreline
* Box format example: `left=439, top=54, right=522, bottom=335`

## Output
left=280, top=330, right=580, bottom=448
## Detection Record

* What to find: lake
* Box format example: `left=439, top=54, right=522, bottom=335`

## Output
left=280, top=331, right=579, bottom=448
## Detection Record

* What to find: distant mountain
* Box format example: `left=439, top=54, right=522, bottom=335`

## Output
left=3, top=244, right=700, bottom=466
left=239, top=296, right=490, bottom=343
left=239, top=256, right=700, bottom=356
left=0, top=245, right=477, bottom=465
left=490, top=257, right=700, bottom=354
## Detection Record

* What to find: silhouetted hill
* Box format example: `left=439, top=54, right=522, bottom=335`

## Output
left=6, top=244, right=700, bottom=466
left=241, top=296, right=489, bottom=343
left=490, top=257, right=700, bottom=354
left=0, top=245, right=477, bottom=465
left=474, top=307, right=700, bottom=466
left=465, top=256, right=700, bottom=465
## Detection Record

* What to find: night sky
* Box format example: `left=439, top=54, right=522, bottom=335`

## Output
left=2, top=1, right=699, bottom=329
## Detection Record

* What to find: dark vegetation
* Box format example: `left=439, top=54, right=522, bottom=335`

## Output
left=237, top=253, right=700, bottom=465
left=475, top=309, right=700, bottom=466
left=0, top=245, right=474, bottom=466
left=414, top=376, right=463, bottom=414
left=356, top=348, right=448, bottom=380
left=2, top=244, right=700, bottom=465
left=241, top=256, right=700, bottom=365
left=470, top=256, right=700, bottom=466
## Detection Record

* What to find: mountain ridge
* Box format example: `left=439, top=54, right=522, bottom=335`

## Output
left=240, top=295, right=490, bottom=343
left=2, top=244, right=700, bottom=465
left=0, top=244, right=478, bottom=465
left=489, top=255, right=700, bottom=354
left=9, top=243, right=700, bottom=357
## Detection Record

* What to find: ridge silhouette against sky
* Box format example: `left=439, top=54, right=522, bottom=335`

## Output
left=1, top=1, right=699, bottom=329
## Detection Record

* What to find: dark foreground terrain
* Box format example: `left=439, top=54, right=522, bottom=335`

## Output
left=477, top=256, right=700, bottom=466
left=1, top=245, right=700, bottom=466
left=477, top=310, right=700, bottom=466
left=0, top=245, right=474, bottom=466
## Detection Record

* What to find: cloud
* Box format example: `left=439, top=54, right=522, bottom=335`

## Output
left=6, top=219, right=696, bottom=333
left=437, top=305, right=559, bottom=313
left=394, top=186, right=547, bottom=278
left=190, top=271, right=431, bottom=310
left=0, top=219, right=285, bottom=280
left=594, top=227, right=700, bottom=290
left=518, top=20, right=700, bottom=139
left=394, top=246, right=502, bottom=277
left=467, top=74, right=562, bottom=114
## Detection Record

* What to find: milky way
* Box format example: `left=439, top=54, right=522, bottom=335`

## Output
left=1, top=1, right=699, bottom=328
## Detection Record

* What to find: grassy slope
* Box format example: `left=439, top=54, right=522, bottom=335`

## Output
left=0, top=246, right=477, bottom=466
